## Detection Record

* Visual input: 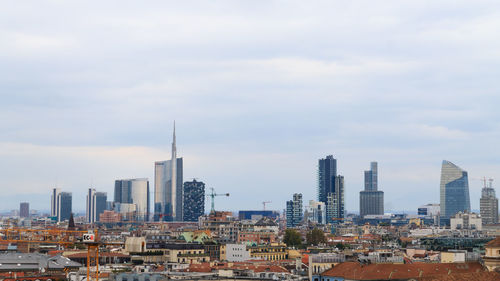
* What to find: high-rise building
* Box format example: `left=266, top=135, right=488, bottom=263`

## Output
left=58, top=192, right=72, bottom=222
left=50, top=188, right=61, bottom=217
left=20, top=202, right=29, bottom=218
left=360, top=162, right=384, bottom=217
left=154, top=123, right=183, bottom=221
left=317, top=155, right=345, bottom=223
left=480, top=179, right=498, bottom=225
left=51, top=188, right=72, bottom=222
left=86, top=188, right=107, bottom=223
left=305, top=200, right=326, bottom=224
left=114, top=178, right=150, bottom=221
left=440, top=160, right=470, bottom=221
left=286, top=193, right=303, bottom=228
left=183, top=180, right=205, bottom=222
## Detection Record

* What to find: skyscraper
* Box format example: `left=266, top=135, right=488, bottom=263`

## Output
left=154, top=123, right=183, bottom=221
left=51, top=188, right=72, bottom=222
left=440, top=160, right=470, bottom=221
left=115, top=178, right=150, bottom=221
left=183, top=180, right=205, bottom=222
left=360, top=162, right=384, bottom=217
left=480, top=179, right=498, bottom=225
left=58, top=192, right=72, bottom=222
left=20, top=202, right=29, bottom=218
left=286, top=193, right=303, bottom=228
left=86, top=188, right=107, bottom=223
left=317, top=155, right=345, bottom=223
left=50, top=188, right=61, bottom=217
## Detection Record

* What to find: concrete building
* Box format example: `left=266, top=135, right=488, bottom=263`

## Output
left=50, top=188, right=61, bottom=217
left=305, top=200, right=326, bottom=224
left=115, top=178, right=150, bottom=221
left=225, top=244, right=250, bottom=262
left=480, top=179, right=498, bottom=225
left=286, top=193, right=303, bottom=228
left=418, top=203, right=440, bottom=217
left=86, top=188, right=107, bottom=223
left=440, top=160, right=470, bottom=222
left=19, top=202, right=29, bottom=218
left=450, top=212, right=482, bottom=230
left=183, top=179, right=205, bottom=222
left=360, top=162, right=384, bottom=217
left=318, top=155, right=345, bottom=222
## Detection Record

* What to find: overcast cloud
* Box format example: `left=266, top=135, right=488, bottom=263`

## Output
left=1, top=1, right=500, bottom=213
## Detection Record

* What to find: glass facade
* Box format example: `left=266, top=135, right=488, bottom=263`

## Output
left=360, top=162, right=384, bottom=217
left=318, top=155, right=345, bottom=223
left=286, top=193, right=303, bottom=228
left=183, top=180, right=205, bottom=222
left=440, top=160, right=470, bottom=219
left=115, top=178, right=150, bottom=221
left=154, top=158, right=183, bottom=221
left=58, top=192, right=72, bottom=222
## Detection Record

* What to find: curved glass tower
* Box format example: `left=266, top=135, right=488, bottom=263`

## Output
left=440, top=160, right=470, bottom=220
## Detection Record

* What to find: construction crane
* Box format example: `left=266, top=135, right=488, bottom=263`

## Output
left=0, top=228, right=121, bottom=281
left=206, top=187, right=229, bottom=213
left=262, top=201, right=272, bottom=210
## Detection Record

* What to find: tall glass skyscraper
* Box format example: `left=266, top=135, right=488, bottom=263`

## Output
left=114, top=178, right=150, bottom=221
left=360, top=162, right=384, bottom=217
left=317, top=155, right=345, bottom=223
left=440, top=160, right=470, bottom=220
left=154, top=123, right=184, bottom=221
left=86, top=188, right=107, bottom=223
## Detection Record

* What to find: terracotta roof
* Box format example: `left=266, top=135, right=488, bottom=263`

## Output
left=485, top=236, right=500, bottom=247
left=417, top=271, right=500, bottom=281
left=185, top=262, right=290, bottom=273
left=321, top=262, right=485, bottom=280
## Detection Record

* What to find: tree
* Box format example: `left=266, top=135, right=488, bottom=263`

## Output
left=306, top=228, right=326, bottom=246
left=284, top=229, right=302, bottom=247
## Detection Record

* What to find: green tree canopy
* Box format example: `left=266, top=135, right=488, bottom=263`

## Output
left=284, top=229, right=302, bottom=247
left=306, top=228, right=326, bottom=246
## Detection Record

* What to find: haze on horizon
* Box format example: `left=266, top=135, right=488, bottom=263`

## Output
left=1, top=1, right=499, bottom=213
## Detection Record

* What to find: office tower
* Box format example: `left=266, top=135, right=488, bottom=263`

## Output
left=50, top=188, right=61, bottom=217
left=20, top=202, right=29, bottom=218
left=440, top=160, right=470, bottom=221
left=480, top=179, right=498, bottom=225
left=286, top=193, right=303, bottom=228
left=360, top=162, right=384, bottom=217
left=58, top=192, right=72, bottom=222
left=114, top=178, right=150, bottom=221
left=86, top=188, right=107, bottom=223
left=154, top=123, right=184, bottom=221
left=183, top=180, right=205, bottom=222
left=317, top=155, right=345, bottom=223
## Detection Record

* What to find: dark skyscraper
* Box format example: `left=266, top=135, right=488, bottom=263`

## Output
left=440, top=160, right=470, bottom=220
left=182, top=180, right=205, bottom=222
left=360, top=162, right=384, bottom=217
left=317, top=155, right=345, bottom=223
left=20, top=202, right=29, bottom=218
left=58, top=192, right=72, bottom=222
left=87, top=188, right=107, bottom=223
left=286, top=193, right=303, bottom=228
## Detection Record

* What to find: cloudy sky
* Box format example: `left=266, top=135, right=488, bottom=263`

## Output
left=1, top=1, right=499, bottom=214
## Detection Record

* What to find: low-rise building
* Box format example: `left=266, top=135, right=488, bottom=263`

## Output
left=450, top=212, right=482, bottom=230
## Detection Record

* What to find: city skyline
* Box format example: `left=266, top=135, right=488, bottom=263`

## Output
left=1, top=2, right=500, bottom=213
